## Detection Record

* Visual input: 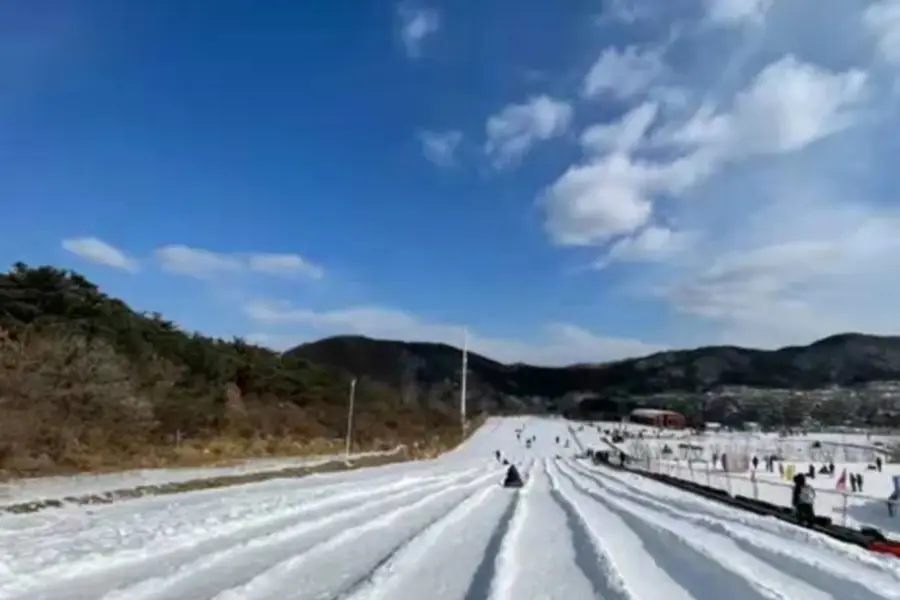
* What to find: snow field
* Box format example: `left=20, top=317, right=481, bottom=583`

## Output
left=2, top=416, right=899, bottom=600
left=574, top=420, right=900, bottom=534
left=640, top=459, right=900, bottom=534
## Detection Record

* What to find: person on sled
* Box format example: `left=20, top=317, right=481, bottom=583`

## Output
left=503, top=464, right=524, bottom=487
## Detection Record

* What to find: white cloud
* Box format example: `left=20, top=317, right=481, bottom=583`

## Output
left=155, top=246, right=242, bottom=278
left=596, top=225, right=693, bottom=268
left=531, top=0, right=900, bottom=349
left=246, top=253, right=324, bottom=279
left=582, top=46, right=664, bottom=99
left=62, top=237, right=138, bottom=272
left=155, top=245, right=323, bottom=280
left=485, top=95, right=572, bottom=168
left=543, top=55, right=866, bottom=249
left=864, top=0, right=900, bottom=65
left=663, top=56, right=868, bottom=159
left=664, top=214, right=900, bottom=347
left=595, top=0, right=653, bottom=25
left=398, top=6, right=440, bottom=58
left=704, top=0, right=773, bottom=27
left=540, top=148, right=716, bottom=246
left=418, top=130, right=462, bottom=166
left=244, top=300, right=664, bottom=365
left=581, top=101, right=659, bottom=155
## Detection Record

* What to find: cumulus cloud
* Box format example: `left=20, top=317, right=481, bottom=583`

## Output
left=244, top=299, right=663, bottom=365
left=418, top=129, right=462, bottom=166
left=596, top=226, right=693, bottom=269
left=703, top=0, right=773, bottom=27
left=398, top=6, right=440, bottom=58
left=62, top=237, right=138, bottom=272
left=155, top=245, right=323, bottom=280
left=864, top=0, right=900, bottom=65
left=535, top=0, right=900, bottom=347
left=543, top=54, right=868, bottom=249
left=485, top=95, right=572, bottom=168
left=660, top=57, right=868, bottom=159
left=581, top=102, right=659, bottom=155
left=582, top=46, right=664, bottom=100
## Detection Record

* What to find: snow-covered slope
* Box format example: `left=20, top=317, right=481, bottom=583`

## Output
left=2, top=417, right=898, bottom=600
left=0, top=449, right=401, bottom=509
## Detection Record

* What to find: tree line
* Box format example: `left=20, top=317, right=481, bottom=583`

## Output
left=0, top=263, right=458, bottom=477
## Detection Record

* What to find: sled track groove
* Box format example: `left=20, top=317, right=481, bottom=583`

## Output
left=331, top=484, right=499, bottom=599
left=210, top=470, right=500, bottom=600
left=554, top=462, right=771, bottom=600
left=545, top=465, right=632, bottom=600
left=0, top=468, right=493, bottom=600
left=555, top=460, right=854, bottom=600
left=564, top=461, right=900, bottom=600
left=461, top=484, right=522, bottom=600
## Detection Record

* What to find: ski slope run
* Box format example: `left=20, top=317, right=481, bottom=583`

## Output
left=3, top=417, right=900, bottom=600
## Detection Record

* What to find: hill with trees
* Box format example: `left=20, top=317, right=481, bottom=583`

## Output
left=0, top=263, right=461, bottom=478
left=290, top=333, right=900, bottom=428
left=4, top=263, right=899, bottom=478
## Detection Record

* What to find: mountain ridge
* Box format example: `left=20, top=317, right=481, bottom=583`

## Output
left=288, top=332, right=900, bottom=425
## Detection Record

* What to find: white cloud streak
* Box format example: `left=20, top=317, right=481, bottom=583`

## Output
left=62, top=237, right=138, bottom=272
left=155, top=245, right=323, bottom=280
left=244, top=299, right=664, bottom=365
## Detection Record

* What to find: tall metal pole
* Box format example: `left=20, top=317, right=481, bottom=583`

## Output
left=345, top=377, right=357, bottom=456
left=460, top=327, right=468, bottom=438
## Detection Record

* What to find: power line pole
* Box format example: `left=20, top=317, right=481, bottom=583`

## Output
left=460, top=327, right=468, bottom=439
left=345, top=377, right=357, bottom=457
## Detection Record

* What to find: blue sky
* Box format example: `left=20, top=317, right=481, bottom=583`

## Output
left=4, top=0, right=900, bottom=365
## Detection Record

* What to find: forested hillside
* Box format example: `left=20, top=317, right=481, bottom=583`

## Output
left=292, top=332, right=900, bottom=427
left=0, top=264, right=460, bottom=477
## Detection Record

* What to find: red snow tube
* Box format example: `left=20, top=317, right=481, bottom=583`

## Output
left=868, top=541, right=900, bottom=557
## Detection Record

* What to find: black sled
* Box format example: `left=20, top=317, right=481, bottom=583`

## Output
left=502, top=465, right=524, bottom=488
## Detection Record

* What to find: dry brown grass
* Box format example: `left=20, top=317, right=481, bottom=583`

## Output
left=0, top=325, right=484, bottom=481
left=1, top=418, right=487, bottom=515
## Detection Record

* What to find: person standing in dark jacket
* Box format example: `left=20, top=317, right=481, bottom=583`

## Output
left=792, top=473, right=816, bottom=526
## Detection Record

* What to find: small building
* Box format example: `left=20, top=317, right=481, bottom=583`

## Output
left=629, top=408, right=686, bottom=429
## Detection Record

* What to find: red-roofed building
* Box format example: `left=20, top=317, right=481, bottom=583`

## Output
left=629, top=408, right=686, bottom=429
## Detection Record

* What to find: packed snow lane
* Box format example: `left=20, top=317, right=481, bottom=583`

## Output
left=0, top=465, right=498, bottom=600
left=2, top=416, right=897, bottom=600
left=559, top=460, right=900, bottom=600
left=486, top=459, right=614, bottom=600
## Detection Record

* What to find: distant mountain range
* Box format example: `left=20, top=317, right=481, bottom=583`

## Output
left=288, top=333, right=900, bottom=426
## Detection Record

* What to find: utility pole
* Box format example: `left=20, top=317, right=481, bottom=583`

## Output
left=345, top=377, right=357, bottom=457
left=460, top=327, right=468, bottom=439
